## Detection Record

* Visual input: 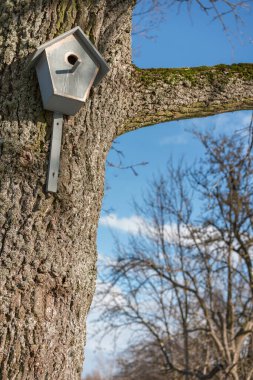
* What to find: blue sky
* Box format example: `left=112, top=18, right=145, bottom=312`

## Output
left=83, top=1, right=253, bottom=376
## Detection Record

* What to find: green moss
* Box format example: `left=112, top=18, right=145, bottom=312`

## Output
left=56, top=1, right=78, bottom=33
left=66, top=0, right=77, bottom=27
left=56, top=2, right=68, bottom=31
left=33, top=122, right=47, bottom=152
left=134, top=63, right=253, bottom=87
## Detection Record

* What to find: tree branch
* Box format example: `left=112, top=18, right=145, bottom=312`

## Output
left=121, top=63, right=253, bottom=135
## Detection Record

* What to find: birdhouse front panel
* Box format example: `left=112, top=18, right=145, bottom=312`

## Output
left=46, top=34, right=99, bottom=101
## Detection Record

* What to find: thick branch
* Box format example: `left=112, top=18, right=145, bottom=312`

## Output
left=122, top=63, right=253, bottom=134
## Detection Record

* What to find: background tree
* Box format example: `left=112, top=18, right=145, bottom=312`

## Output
left=83, top=371, right=105, bottom=380
left=95, top=130, right=253, bottom=380
left=133, top=0, right=251, bottom=37
left=0, top=0, right=252, bottom=379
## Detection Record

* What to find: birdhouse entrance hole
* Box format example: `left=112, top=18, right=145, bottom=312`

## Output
left=67, top=54, right=79, bottom=65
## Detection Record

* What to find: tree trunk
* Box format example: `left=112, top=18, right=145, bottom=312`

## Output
left=0, top=1, right=133, bottom=378
left=0, top=1, right=252, bottom=379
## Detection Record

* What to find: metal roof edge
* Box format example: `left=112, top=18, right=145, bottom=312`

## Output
left=74, top=27, right=110, bottom=86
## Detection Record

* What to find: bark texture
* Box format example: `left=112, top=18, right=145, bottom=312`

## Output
left=123, top=64, right=253, bottom=134
left=0, top=1, right=252, bottom=379
left=0, top=1, right=133, bottom=379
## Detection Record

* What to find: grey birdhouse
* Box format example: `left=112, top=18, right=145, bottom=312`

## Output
left=31, top=26, right=109, bottom=115
left=31, top=26, right=109, bottom=193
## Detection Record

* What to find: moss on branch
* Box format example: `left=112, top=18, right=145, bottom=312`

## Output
left=133, top=63, right=253, bottom=87
left=120, top=63, right=253, bottom=134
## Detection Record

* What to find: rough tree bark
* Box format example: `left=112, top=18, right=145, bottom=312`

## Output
left=0, top=0, right=252, bottom=379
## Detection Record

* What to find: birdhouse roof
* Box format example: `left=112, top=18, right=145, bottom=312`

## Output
left=30, top=26, right=109, bottom=86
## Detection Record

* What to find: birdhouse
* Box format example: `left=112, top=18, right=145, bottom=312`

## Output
left=30, top=27, right=109, bottom=193
left=30, top=26, right=109, bottom=115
